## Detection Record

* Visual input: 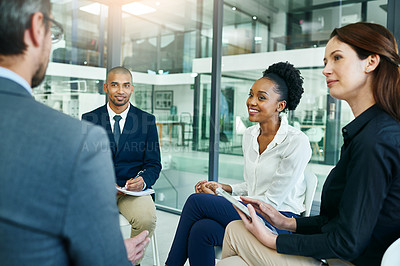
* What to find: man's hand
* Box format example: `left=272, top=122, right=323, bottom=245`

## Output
left=125, top=176, right=145, bottom=191
left=124, top=230, right=150, bottom=265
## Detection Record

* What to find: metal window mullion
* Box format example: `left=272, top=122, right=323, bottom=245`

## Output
left=208, top=0, right=223, bottom=182
left=387, top=0, right=400, bottom=47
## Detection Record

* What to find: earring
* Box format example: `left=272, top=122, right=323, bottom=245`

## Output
left=366, top=69, right=370, bottom=73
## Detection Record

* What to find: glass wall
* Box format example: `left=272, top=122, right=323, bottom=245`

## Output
left=36, top=0, right=390, bottom=211
left=214, top=0, right=388, bottom=201
left=34, top=0, right=109, bottom=117
left=151, top=0, right=389, bottom=209
left=51, top=0, right=108, bottom=67
left=121, top=0, right=213, bottom=74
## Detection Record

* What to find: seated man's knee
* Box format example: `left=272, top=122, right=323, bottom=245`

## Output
left=130, top=215, right=156, bottom=238
left=132, top=209, right=156, bottom=231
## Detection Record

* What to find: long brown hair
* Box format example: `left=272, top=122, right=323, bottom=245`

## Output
left=331, top=22, right=400, bottom=121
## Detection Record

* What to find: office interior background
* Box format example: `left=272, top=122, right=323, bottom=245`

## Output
left=39, top=0, right=397, bottom=213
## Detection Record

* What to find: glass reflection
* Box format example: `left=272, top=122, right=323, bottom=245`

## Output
left=34, top=0, right=388, bottom=210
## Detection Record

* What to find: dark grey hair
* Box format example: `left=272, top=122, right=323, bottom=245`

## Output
left=0, top=0, right=51, bottom=55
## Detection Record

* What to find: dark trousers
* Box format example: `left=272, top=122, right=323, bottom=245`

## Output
left=165, top=193, right=298, bottom=266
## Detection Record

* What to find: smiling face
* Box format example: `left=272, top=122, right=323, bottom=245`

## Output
left=322, top=36, right=370, bottom=102
left=104, top=72, right=134, bottom=111
left=246, top=78, right=286, bottom=124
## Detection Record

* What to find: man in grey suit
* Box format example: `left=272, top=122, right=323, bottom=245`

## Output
left=0, top=1, right=149, bottom=265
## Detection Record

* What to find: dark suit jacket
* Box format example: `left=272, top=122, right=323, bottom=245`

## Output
left=0, top=77, right=131, bottom=265
left=82, top=104, right=161, bottom=188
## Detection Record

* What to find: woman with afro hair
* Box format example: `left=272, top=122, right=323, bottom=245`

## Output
left=165, top=62, right=312, bottom=266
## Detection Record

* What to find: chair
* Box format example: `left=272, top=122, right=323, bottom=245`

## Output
left=219, top=131, right=232, bottom=152
left=215, top=246, right=223, bottom=262
left=303, top=170, right=318, bottom=217
left=119, top=214, right=161, bottom=266
left=180, top=112, right=193, bottom=146
left=381, top=238, right=400, bottom=265
left=235, top=116, right=247, bottom=135
left=119, top=213, right=131, bottom=239
left=305, top=127, right=325, bottom=158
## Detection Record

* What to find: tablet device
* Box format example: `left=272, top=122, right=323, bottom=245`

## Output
left=216, top=187, right=262, bottom=223
left=215, top=187, right=277, bottom=234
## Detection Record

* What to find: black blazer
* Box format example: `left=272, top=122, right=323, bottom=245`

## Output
left=82, top=104, right=161, bottom=188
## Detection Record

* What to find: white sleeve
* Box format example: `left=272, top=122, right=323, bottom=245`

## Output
left=231, top=182, right=248, bottom=196
left=262, top=132, right=311, bottom=209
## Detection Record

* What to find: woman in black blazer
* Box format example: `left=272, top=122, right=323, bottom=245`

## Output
left=218, top=22, right=400, bottom=266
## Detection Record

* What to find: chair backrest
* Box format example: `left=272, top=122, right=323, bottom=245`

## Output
left=303, top=170, right=318, bottom=217
left=381, top=238, right=400, bottom=265
left=305, top=127, right=324, bottom=143
left=236, top=116, right=247, bottom=135
left=180, top=112, right=192, bottom=124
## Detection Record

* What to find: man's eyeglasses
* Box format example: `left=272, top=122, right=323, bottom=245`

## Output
left=43, top=14, right=64, bottom=43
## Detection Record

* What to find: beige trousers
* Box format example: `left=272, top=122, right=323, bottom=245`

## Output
left=117, top=194, right=156, bottom=265
left=117, top=194, right=157, bottom=238
left=217, top=221, right=354, bottom=266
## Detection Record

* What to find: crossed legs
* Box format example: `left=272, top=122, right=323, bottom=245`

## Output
left=218, top=221, right=353, bottom=266
left=165, top=193, right=241, bottom=266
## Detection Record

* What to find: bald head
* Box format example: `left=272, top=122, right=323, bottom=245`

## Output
left=106, top=66, right=132, bottom=83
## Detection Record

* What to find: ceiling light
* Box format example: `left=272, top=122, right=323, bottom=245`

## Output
left=254, top=36, right=262, bottom=41
left=232, top=6, right=237, bottom=11
left=80, top=3, right=130, bottom=18
left=252, top=16, right=257, bottom=20
left=122, top=2, right=156, bottom=16
left=79, top=3, right=104, bottom=16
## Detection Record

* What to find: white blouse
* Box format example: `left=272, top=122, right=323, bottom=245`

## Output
left=231, top=116, right=312, bottom=214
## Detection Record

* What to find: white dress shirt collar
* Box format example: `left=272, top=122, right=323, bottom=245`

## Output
left=251, top=114, right=289, bottom=153
left=0, top=66, right=32, bottom=95
left=107, top=103, right=130, bottom=132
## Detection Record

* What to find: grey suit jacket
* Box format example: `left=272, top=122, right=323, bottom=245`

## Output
left=0, top=77, right=131, bottom=266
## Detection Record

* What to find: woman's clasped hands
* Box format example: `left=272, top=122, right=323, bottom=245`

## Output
left=194, top=180, right=222, bottom=194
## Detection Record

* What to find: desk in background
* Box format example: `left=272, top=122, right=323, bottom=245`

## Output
left=156, top=121, right=186, bottom=146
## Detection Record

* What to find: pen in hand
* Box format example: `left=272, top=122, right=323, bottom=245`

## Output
left=124, top=169, right=146, bottom=190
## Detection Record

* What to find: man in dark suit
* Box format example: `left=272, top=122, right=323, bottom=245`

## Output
left=82, top=67, right=161, bottom=259
left=0, top=1, right=149, bottom=265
